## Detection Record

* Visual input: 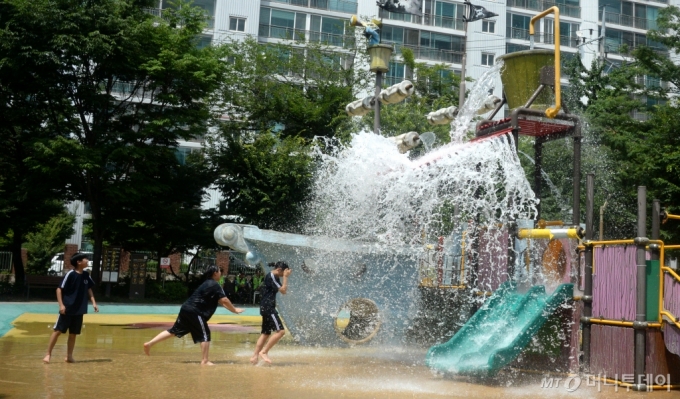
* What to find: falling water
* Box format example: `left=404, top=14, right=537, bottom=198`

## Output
left=449, top=62, right=503, bottom=143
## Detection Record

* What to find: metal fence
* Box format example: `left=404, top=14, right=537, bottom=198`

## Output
left=0, top=251, right=12, bottom=273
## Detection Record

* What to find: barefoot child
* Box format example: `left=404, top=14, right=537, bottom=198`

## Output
left=251, top=261, right=291, bottom=365
left=144, top=266, right=243, bottom=365
left=43, top=253, right=99, bottom=363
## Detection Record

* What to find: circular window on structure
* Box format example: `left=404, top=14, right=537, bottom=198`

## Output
left=301, top=258, right=316, bottom=275
left=334, top=298, right=381, bottom=344
left=542, top=239, right=567, bottom=284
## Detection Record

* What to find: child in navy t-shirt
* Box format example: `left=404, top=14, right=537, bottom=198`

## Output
left=43, top=253, right=99, bottom=363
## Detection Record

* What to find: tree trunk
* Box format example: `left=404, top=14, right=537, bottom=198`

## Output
left=12, top=228, right=25, bottom=286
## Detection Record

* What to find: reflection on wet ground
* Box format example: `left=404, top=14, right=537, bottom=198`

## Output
left=1, top=313, right=677, bottom=399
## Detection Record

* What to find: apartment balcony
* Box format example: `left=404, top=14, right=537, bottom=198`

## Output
left=635, top=75, right=668, bottom=90
left=269, top=0, right=358, bottom=14
left=507, top=0, right=581, bottom=19
left=385, top=42, right=463, bottom=64
left=378, top=9, right=465, bottom=31
left=601, top=11, right=658, bottom=31
left=143, top=8, right=215, bottom=29
left=259, top=24, right=356, bottom=49
left=507, top=27, right=580, bottom=48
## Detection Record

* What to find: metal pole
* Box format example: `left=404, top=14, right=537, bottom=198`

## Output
left=572, top=124, right=582, bottom=226
left=534, top=137, right=543, bottom=220
left=634, top=186, right=647, bottom=387
left=582, top=173, right=594, bottom=372
left=651, top=199, right=660, bottom=261
left=374, top=71, right=382, bottom=134
left=458, top=8, right=469, bottom=108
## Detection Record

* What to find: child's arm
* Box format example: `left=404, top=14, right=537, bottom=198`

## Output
left=87, top=288, right=99, bottom=312
left=56, top=287, right=66, bottom=314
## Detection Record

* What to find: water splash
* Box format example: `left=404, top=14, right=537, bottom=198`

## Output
left=450, top=62, right=503, bottom=143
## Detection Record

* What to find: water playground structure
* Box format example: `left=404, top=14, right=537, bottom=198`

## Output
left=213, top=7, right=680, bottom=391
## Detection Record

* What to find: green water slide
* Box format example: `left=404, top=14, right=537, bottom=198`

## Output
left=426, top=282, right=573, bottom=376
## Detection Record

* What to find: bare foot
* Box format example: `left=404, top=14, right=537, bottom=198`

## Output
left=143, top=342, right=151, bottom=356
left=201, top=361, right=215, bottom=366
left=259, top=352, right=272, bottom=364
left=250, top=354, right=259, bottom=365
left=43, top=354, right=51, bottom=364
left=65, top=357, right=75, bottom=363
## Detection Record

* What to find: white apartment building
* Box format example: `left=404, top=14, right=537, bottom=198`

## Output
left=155, top=0, right=677, bottom=117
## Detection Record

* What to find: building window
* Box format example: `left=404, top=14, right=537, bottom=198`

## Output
left=481, top=53, right=494, bottom=66
left=482, top=20, right=495, bottom=33
left=229, top=17, right=246, bottom=32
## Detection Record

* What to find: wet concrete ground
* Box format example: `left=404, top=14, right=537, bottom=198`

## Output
left=0, top=306, right=677, bottom=399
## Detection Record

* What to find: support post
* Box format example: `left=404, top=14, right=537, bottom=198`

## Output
left=651, top=199, right=660, bottom=262
left=634, top=186, right=647, bottom=388
left=582, top=173, right=594, bottom=372
left=572, top=123, right=582, bottom=226
left=374, top=71, right=383, bottom=134
left=458, top=8, right=468, bottom=108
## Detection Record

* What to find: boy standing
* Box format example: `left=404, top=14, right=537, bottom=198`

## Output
left=250, top=261, right=291, bottom=365
left=43, top=253, right=99, bottom=363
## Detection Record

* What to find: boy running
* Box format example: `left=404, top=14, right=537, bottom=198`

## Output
left=143, top=266, right=243, bottom=365
left=43, top=253, right=99, bottom=363
left=251, top=261, right=291, bottom=365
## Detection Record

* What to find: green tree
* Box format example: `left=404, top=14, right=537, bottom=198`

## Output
left=24, top=208, right=75, bottom=275
left=210, top=132, right=313, bottom=232
left=219, top=36, right=371, bottom=143
left=0, top=0, right=72, bottom=283
left=2, top=0, right=229, bottom=282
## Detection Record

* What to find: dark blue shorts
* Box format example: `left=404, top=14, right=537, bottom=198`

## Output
left=261, top=313, right=284, bottom=335
left=54, top=314, right=84, bottom=334
left=167, top=309, right=211, bottom=343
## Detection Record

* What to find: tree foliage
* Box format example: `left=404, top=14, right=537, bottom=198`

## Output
left=24, top=208, right=75, bottom=275
left=210, top=132, right=313, bottom=232
left=1, top=0, right=228, bottom=282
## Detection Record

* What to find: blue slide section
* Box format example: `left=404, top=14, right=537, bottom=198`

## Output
left=426, top=282, right=573, bottom=376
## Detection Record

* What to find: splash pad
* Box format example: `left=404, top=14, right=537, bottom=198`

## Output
left=212, top=5, right=680, bottom=391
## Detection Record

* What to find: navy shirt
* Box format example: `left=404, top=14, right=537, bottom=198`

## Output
left=260, top=272, right=281, bottom=315
left=59, top=270, right=95, bottom=315
left=181, top=279, right=226, bottom=320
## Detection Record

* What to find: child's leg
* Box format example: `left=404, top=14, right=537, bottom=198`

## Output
left=250, top=333, right=269, bottom=364
left=43, top=330, right=62, bottom=363
left=259, top=330, right=285, bottom=364
left=65, top=334, right=77, bottom=362
left=200, top=341, right=214, bottom=366
left=143, top=330, right=173, bottom=355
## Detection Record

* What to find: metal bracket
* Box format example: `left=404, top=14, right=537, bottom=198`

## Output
left=633, top=237, right=649, bottom=245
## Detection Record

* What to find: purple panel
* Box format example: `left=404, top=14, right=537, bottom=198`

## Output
left=591, top=324, right=634, bottom=377
left=592, top=246, right=636, bottom=320
left=646, top=330, right=669, bottom=376
left=579, top=251, right=584, bottom=291
left=663, top=323, right=680, bottom=357
left=664, top=272, right=680, bottom=318
left=477, top=228, right=508, bottom=292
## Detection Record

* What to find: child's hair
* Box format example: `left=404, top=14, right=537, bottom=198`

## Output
left=269, top=261, right=289, bottom=270
left=70, top=253, right=90, bottom=267
left=201, top=265, right=220, bottom=281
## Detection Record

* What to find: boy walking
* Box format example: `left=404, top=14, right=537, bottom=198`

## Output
left=43, top=253, right=99, bottom=363
left=251, top=261, right=291, bottom=365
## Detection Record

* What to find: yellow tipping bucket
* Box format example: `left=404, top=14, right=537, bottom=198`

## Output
left=497, top=49, right=555, bottom=110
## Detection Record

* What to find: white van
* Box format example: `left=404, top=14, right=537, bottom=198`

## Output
left=49, top=252, right=93, bottom=275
